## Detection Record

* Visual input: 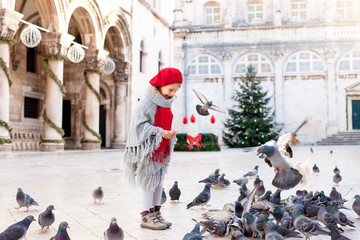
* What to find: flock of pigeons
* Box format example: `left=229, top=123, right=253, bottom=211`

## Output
left=0, top=186, right=123, bottom=240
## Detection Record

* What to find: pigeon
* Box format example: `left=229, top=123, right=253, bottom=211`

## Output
left=263, top=222, right=286, bottom=240
left=182, top=223, right=202, bottom=240
left=169, top=181, right=181, bottom=201
left=104, top=217, right=124, bottom=240
left=193, top=218, right=227, bottom=237
left=333, top=166, right=340, bottom=174
left=290, top=207, right=331, bottom=239
left=199, top=169, right=220, bottom=184
left=329, top=187, right=343, bottom=201
left=310, top=147, right=314, bottom=153
left=0, top=215, right=35, bottom=240
left=333, top=173, right=342, bottom=185
left=303, top=200, right=320, bottom=218
left=330, top=150, right=333, bottom=154
left=260, top=190, right=272, bottom=202
left=317, top=206, right=338, bottom=228
left=312, top=164, right=320, bottom=174
left=233, top=176, right=248, bottom=186
left=243, top=212, right=265, bottom=238
left=38, top=205, right=55, bottom=233
left=50, top=222, right=71, bottom=240
left=239, top=183, right=250, bottom=196
left=187, top=183, right=211, bottom=209
left=327, top=203, right=355, bottom=228
left=271, top=189, right=282, bottom=205
left=192, top=89, right=225, bottom=116
left=230, top=230, right=248, bottom=240
left=243, top=165, right=258, bottom=178
left=253, top=175, right=261, bottom=188
left=15, top=188, right=39, bottom=211
left=161, top=188, right=167, bottom=205
left=352, top=194, right=360, bottom=219
left=213, top=173, right=230, bottom=188
left=328, top=224, right=350, bottom=240
left=92, top=186, right=104, bottom=204
left=255, top=181, right=265, bottom=198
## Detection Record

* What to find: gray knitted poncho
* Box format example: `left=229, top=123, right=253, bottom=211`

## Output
left=122, top=87, right=177, bottom=191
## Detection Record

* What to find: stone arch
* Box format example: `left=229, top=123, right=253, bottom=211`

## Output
left=186, top=53, right=223, bottom=76
left=233, top=52, right=274, bottom=76
left=283, top=50, right=325, bottom=74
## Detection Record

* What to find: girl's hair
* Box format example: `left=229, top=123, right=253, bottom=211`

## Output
left=148, top=84, right=179, bottom=99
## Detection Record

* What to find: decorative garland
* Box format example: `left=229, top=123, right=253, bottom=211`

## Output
left=0, top=138, right=12, bottom=144
left=40, top=138, right=65, bottom=144
left=0, top=36, right=17, bottom=46
left=42, top=110, right=65, bottom=137
left=84, top=69, right=102, bottom=102
left=0, top=119, right=13, bottom=133
left=81, top=112, right=101, bottom=144
left=43, top=54, right=67, bottom=96
left=0, top=57, right=13, bottom=87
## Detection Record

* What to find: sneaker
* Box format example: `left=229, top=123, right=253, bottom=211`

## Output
left=140, top=213, right=167, bottom=230
left=154, top=211, right=172, bottom=227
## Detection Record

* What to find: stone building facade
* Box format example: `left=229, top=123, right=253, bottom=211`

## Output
left=0, top=0, right=175, bottom=151
left=172, top=0, right=360, bottom=144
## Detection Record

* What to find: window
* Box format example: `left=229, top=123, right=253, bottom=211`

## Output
left=24, top=97, right=39, bottom=119
left=337, top=0, right=354, bottom=20
left=158, top=51, right=164, bottom=72
left=139, top=41, right=144, bottom=73
left=291, top=0, right=306, bottom=21
left=248, top=4, right=263, bottom=23
left=285, top=51, right=324, bottom=73
left=204, top=3, right=220, bottom=25
left=338, top=50, right=360, bottom=71
left=26, top=47, right=37, bottom=73
left=234, top=54, right=272, bottom=75
left=187, top=55, right=221, bottom=76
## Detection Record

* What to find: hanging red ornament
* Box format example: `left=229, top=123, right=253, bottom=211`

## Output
left=190, top=114, right=196, bottom=123
left=210, top=115, right=215, bottom=124
left=183, top=116, right=188, bottom=124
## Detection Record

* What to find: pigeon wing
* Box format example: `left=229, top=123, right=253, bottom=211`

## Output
left=209, top=104, right=226, bottom=113
left=0, top=225, right=26, bottom=240
left=193, top=89, right=208, bottom=105
left=202, top=210, right=235, bottom=224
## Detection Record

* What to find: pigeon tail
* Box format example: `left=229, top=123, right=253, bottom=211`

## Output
left=272, top=168, right=302, bottom=190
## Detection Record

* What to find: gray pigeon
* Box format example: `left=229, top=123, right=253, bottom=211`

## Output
left=352, top=194, right=360, bottom=219
left=291, top=208, right=330, bottom=239
left=312, top=164, right=320, bottom=174
left=193, top=218, right=227, bottom=237
left=230, top=230, right=248, bottom=240
left=193, top=89, right=225, bottom=116
left=169, top=181, right=181, bottom=201
left=333, top=166, right=340, bottom=174
left=199, top=169, right=220, bottom=184
left=16, top=188, right=39, bottom=211
left=104, top=217, right=124, bottom=240
left=330, top=187, right=343, bottom=201
left=0, top=215, right=35, bottom=240
left=233, top=176, right=248, bottom=186
left=182, top=223, right=202, bottom=240
left=50, top=222, right=70, bottom=240
left=329, top=224, right=350, bottom=240
left=333, top=173, right=342, bottom=185
left=92, top=186, right=104, bottom=204
left=327, top=203, right=355, bottom=228
left=38, top=205, right=55, bottom=233
left=263, top=222, right=285, bottom=240
left=243, top=166, right=258, bottom=178
left=187, top=183, right=211, bottom=209
left=317, top=206, right=338, bottom=228
left=161, top=188, right=167, bottom=205
left=212, top=173, right=230, bottom=188
left=243, top=212, right=264, bottom=238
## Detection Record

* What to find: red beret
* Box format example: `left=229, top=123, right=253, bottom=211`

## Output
left=149, top=67, right=183, bottom=87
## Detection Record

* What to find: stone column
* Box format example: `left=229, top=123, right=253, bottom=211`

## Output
left=40, top=32, right=74, bottom=151
left=272, top=51, right=285, bottom=126
left=81, top=49, right=108, bottom=150
left=112, top=61, right=129, bottom=149
left=0, top=8, right=23, bottom=151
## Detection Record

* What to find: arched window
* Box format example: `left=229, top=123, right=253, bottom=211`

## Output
left=338, top=50, right=360, bottom=71
left=234, top=54, right=272, bottom=75
left=285, top=51, right=324, bottom=73
left=204, top=2, right=220, bottom=25
left=139, top=40, right=145, bottom=73
left=187, top=55, right=221, bottom=76
left=158, top=51, right=164, bottom=72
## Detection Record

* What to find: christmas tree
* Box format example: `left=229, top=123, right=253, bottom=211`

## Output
left=223, top=65, right=278, bottom=147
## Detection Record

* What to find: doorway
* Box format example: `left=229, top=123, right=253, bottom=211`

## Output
left=62, top=100, right=71, bottom=137
left=99, top=105, right=106, bottom=147
left=352, top=100, right=360, bottom=129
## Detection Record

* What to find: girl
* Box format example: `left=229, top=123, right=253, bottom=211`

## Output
left=123, top=67, right=182, bottom=230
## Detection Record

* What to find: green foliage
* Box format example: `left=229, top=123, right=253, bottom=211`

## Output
left=222, top=65, right=279, bottom=148
left=174, top=133, right=220, bottom=151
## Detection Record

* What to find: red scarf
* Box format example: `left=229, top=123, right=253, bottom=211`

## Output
left=152, top=105, right=173, bottom=162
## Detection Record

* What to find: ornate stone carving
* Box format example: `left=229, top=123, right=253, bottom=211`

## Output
left=324, top=47, right=337, bottom=61
left=84, top=49, right=108, bottom=70
left=113, top=60, right=130, bottom=83
left=222, top=51, right=232, bottom=60
left=0, top=8, right=23, bottom=39
left=271, top=50, right=285, bottom=61
left=42, top=32, right=74, bottom=56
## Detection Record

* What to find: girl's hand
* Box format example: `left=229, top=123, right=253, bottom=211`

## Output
left=163, top=130, right=177, bottom=139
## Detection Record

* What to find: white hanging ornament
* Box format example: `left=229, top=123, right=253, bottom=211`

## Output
left=67, top=44, right=85, bottom=63
left=20, top=25, right=42, bottom=48
left=102, top=58, right=116, bottom=74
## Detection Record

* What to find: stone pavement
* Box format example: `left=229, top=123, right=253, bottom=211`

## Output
left=0, top=145, right=359, bottom=240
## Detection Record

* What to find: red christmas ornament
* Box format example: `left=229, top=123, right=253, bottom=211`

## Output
left=190, top=114, right=196, bottom=123
left=210, top=115, right=215, bottom=124
left=183, top=116, right=188, bottom=124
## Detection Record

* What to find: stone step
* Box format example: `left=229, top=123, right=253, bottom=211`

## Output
left=316, top=132, right=360, bottom=145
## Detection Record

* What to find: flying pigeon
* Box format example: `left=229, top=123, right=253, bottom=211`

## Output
left=182, top=223, right=202, bottom=240
left=0, top=215, right=35, bottom=240
left=50, top=222, right=71, bottom=240
left=104, top=217, right=124, bottom=240
left=16, top=188, right=39, bottom=211
left=192, top=89, right=225, bottom=116
left=333, top=173, right=342, bottom=185
left=93, top=186, right=104, bottom=204
left=352, top=195, right=360, bottom=219
left=312, top=164, right=320, bottom=174
left=161, top=188, right=167, bottom=205
left=187, top=183, right=211, bottom=209
left=169, top=181, right=181, bottom=202
left=38, top=205, right=55, bottom=234
left=243, top=166, right=259, bottom=178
